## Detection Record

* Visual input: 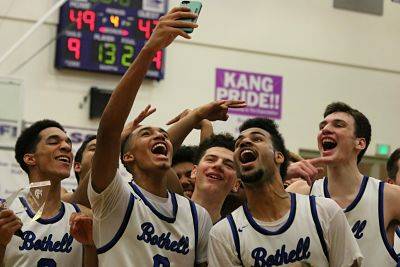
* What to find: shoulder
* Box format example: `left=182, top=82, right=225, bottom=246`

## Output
left=210, top=216, right=232, bottom=238
left=286, top=179, right=310, bottom=195
left=312, top=196, right=343, bottom=224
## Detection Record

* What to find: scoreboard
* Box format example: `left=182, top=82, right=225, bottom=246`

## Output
left=55, top=0, right=167, bottom=79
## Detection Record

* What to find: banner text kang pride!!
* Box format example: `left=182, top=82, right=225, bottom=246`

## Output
left=215, top=68, right=283, bottom=119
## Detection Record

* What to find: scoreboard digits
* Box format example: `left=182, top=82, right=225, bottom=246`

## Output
left=56, top=0, right=167, bottom=79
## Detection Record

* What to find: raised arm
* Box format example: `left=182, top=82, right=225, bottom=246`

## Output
left=91, top=7, right=198, bottom=193
left=166, top=100, right=246, bottom=153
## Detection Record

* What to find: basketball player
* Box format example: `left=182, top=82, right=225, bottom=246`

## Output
left=172, top=146, right=197, bottom=198
left=1, top=119, right=96, bottom=267
left=208, top=118, right=362, bottom=266
left=87, top=7, right=245, bottom=266
left=288, top=102, right=400, bottom=265
left=386, top=148, right=400, bottom=256
left=190, top=134, right=238, bottom=223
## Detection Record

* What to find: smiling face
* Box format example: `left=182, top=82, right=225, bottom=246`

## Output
left=192, top=147, right=237, bottom=197
left=74, top=138, right=96, bottom=181
left=234, top=127, right=283, bottom=184
left=317, top=112, right=365, bottom=165
left=173, top=161, right=195, bottom=197
left=124, top=126, right=173, bottom=173
left=26, top=127, right=73, bottom=181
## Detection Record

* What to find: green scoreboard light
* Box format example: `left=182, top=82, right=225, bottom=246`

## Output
left=376, top=144, right=390, bottom=156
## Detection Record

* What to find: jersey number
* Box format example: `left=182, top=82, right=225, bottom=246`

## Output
left=153, top=254, right=170, bottom=267
left=37, top=258, right=56, bottom=267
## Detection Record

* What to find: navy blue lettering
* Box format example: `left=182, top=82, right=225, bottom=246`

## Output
left=352, top=220, right=367, bottom=239
left=137, top=222, right=190, bottom=255
left=251, top=237, right=311, bottom=266
left=19, top=231, right=74, bottom=253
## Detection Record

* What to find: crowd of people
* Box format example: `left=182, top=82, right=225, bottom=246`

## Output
left=0, top=6, right=399, bottom=267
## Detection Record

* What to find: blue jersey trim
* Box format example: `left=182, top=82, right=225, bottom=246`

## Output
left=227, top=214, right=243, bottom=265
left=243, top=193, right=296, bottom=235
left=129, top=182, right=177, bottom=223
left=19, top=197, right=65, bottom=225
left=189, top=200, right=199, bottom=263
left=71, top=203, right=80, bottom=212
left=323, top=176, right=368, bottom=213
left=309, top=196, right=330, bottom=262
left=378, top=182, right=399, bottom=262
left=97, top=194, right=135, bottom=254
left=396, top=227, right=400, bottom=239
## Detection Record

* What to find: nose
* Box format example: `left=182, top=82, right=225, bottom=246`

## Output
left=154, top=130, right=166, bottom=140
left=239, top=137, right=252, bottom=148
left=321, top=124, right=333, bottom=135
left=60, top=140, right=72, bottom=152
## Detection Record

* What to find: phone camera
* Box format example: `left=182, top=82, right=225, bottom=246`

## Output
left=182, top=1, right=190, bottom=4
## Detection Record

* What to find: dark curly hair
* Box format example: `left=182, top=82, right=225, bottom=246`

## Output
left=387, top=148, right=400, bottom=182
left=172, top=145, right=197, bottom=166
left=195, top=134, right=235, bottom=164
left=239, top=117, right=290, bottom=180
left=15, top=120, right=65, bottom=174
left=324, top=102, right=371, bottom=164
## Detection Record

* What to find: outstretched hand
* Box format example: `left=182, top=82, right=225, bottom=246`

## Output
left=69, top=212, right=94, bottom=245
left=144, top=7, right=198, bottom=52
left=121, top=105, right=156, bottom=141
left=286, top=157, right=329, bottom=185
left=166, top=100, right=246, bottom=125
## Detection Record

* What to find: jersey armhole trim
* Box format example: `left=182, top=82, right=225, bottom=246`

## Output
left=378, top=182, right=399, bottom=262
left=71, top=203, right=80, bottom=212
left=309, top=196, right=330, bottom=262
left=189, top=200, right=199, bottom=263
left=97, top=194, right=135, bottom=254
left=227, top=214, right=243, bottom=265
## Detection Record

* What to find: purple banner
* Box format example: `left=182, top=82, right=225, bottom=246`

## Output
left=215, top=68, right=283, bottom=119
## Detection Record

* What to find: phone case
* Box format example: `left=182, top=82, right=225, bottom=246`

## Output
left=180, top=1, right=202, bottom=33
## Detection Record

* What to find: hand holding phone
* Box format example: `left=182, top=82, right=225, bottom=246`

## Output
left=179, top=1, right=202, bottom=33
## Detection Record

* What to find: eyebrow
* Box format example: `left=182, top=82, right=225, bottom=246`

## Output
left=47, top=135, right=72, bottom=144
left=138, top=127, right=169, bottom=136
left=236, top=130, right=267, bottom=141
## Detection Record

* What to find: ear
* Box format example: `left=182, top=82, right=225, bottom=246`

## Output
left=23, top=153, right=36, bottom=168
left=123, top=152, right=134, bottom=165
left=274, top=151, right=284, bottom=165
left=191, top=165, right=197, bottom=180
left=232, top=179, right=241, bottom=193
left=355, top=138, right=366, bottom=150
left=74, top=162, right=81, bottom=173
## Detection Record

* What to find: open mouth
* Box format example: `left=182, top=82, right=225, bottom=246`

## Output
left=239, top=149, right=257, bottom=164
left=151, top=142, right=168, bottom=156
left=55, top=155, right=71, bottom=164
left=206, top=172, right=223, bottom=180
left=322, top=138, right=337, bottom=151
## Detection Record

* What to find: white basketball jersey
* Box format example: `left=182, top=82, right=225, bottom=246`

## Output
left=96, top=182, right=199, bottom=266
left=3, top=197, right=83, bottom=267
left=311, top=176, right=398, bottom=266
left=225, top=193, right=329, bottom=266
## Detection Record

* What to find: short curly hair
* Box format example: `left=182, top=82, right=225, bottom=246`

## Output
left=195, top=134, right=235, bottom=164
left=239, top=117, right=290, bottom=180
left=15, top=120, right=65, bottom=174
left=172, top=145, right=197, bottom=166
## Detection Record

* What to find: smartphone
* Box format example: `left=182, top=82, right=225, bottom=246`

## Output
left=179, top=1, right=202, bottom=33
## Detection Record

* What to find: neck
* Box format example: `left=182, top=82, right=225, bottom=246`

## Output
left=191, top=187, right=226, bottom=224
left=326, top=160, right=363, bottom=196
left=28, top=172, right=62, bottom=219
left=133, top=167, right=168, bottom=198
left=245, top=174, right=291, bottom=222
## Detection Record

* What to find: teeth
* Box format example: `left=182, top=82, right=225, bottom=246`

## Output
left=241, top=149, right=253, bottom=157
left=56, top=156, right=70, bottom=163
